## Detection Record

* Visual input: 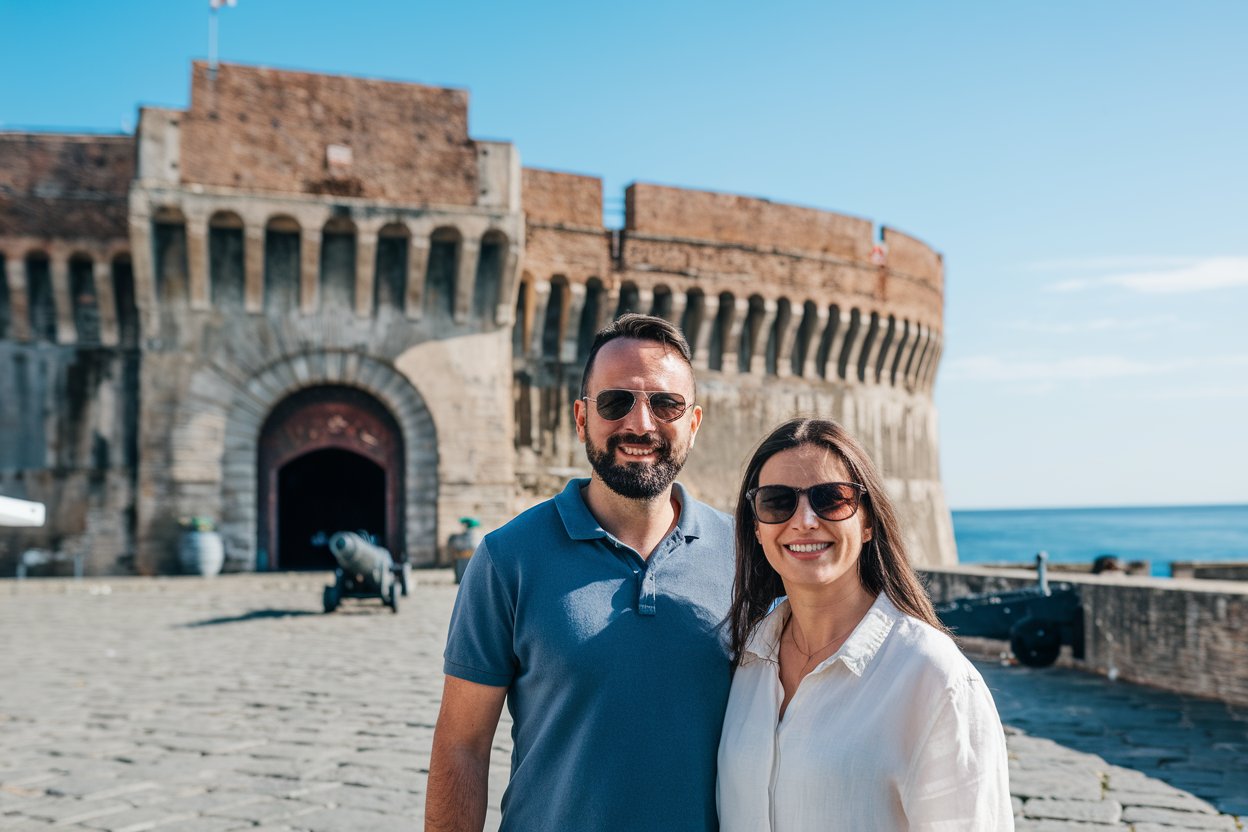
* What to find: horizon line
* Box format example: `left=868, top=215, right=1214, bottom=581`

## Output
left=951, top=501, right=1247, bottom=514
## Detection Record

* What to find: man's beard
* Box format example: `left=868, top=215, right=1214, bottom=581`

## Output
left=585, top=432, right=688, bottom=500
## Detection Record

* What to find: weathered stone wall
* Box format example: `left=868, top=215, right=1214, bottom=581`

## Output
left=2, top=61, right=954, bottom=573
left=179, top=62, right=478, bottom=205
left=0, top=133, right=138, bottom=576
left=0, top=343, right=137, bottom=575
left=922, top=566, right=1248, bottom=707
left=1170, top=561, right=1248, bottom=581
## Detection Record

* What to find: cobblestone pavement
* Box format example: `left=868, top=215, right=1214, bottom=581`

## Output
left=1, top=575, right=1244, bottom=831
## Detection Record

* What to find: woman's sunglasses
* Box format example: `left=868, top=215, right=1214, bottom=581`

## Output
left=746, top=482, right=867, bottom=524
left=584, top=389, right=691, bottom=422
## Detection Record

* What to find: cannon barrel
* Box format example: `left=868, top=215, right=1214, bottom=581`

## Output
left=328, top=531, right=393, bottom=578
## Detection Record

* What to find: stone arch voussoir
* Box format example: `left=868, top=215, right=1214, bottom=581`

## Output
left=219, top=351, right=439, bottom=569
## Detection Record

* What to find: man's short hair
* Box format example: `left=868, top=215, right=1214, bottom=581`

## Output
left=579, top=313, right=695, bottom=397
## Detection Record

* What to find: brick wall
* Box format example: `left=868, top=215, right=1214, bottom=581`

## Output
left=625, top=182, right=872, bottom=258
left=521, top=168, right=603, bottom=227
left=0, top=133, right=133, bottom=241
left=178, top=62, right=478, bottom=204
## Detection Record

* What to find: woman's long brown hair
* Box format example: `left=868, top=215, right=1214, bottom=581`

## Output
left=727, top=418, right=945, bottom=665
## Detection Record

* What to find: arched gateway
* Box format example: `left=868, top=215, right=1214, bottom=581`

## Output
left=217, top=352, right=440, bottom=570
left=258, top=386, right=403, bottom=570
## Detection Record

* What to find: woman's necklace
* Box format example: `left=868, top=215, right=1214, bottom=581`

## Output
left=786, top=614, right=854, bottom=675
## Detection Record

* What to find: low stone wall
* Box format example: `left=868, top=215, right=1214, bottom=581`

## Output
left=1171, top=561, right=1248, bottom=581
left=921, top=565, right=1248, bottom=707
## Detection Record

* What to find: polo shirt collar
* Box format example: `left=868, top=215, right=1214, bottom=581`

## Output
left=742, top=592, right=899, bottom=677
left=554, top=478, right=707, bottom=542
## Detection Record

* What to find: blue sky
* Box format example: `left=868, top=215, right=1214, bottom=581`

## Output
left=2, top=1, right=1245, bottom=509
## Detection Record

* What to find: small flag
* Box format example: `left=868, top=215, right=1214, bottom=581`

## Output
left=210, top=0, right=237, bottom=9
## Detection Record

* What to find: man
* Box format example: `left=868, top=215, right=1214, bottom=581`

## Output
left=426, top=314, right=735, bottom=831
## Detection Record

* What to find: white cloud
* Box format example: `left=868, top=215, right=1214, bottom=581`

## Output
left=943, top=353, right=1248, bottom=383
left=1047, top=256, right=1248, bottom=294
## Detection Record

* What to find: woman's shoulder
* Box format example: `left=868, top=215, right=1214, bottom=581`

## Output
left=881, top=601, right=985, bottom=691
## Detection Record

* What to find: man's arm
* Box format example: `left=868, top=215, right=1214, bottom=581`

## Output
left=425, top=675, right=508, bottom=832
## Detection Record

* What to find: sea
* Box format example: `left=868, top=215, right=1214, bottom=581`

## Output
left=951, top=504, right=1248, bottom=578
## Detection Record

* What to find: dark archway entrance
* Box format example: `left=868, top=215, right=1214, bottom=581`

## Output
left=258, top=385, right=405, bottom=571
left=277, top=449, right=385, bottom=570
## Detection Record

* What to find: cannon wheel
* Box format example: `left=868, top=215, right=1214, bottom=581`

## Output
left=387, top=582, right=399, bottom=614
left=322, top=584, right=340, bottom=614
left=1010, top=618, right=1061, bottom=667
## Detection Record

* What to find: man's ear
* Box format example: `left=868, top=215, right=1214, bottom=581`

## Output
left=573, top=397, right=588, bottom=443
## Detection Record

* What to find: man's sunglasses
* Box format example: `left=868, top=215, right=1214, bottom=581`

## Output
left=584, top=389, right=691, bottom=423
left=746, top=482, right=867, bottom=524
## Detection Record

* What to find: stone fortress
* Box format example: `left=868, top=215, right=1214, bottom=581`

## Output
left=0, top=61, right=953, bottom=575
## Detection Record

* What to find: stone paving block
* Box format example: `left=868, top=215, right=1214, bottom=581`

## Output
left=1014, top=821, right=1126, bottom=831
left=242, top=742, right=338, bottom=762
left=206, top=795, right=325, bottom=823
left=310, top=764, right=423, bottom=792
left=232, top=757, right=339, bottom=781
left=337, top=749, right=428, bottom=772
left=1105, top=789, right=1218, bottom=814
left=149, top=818, right=248, bottom=832
left=1007, top=772, right=1105, bottom=802
left=77, top=806, right=198, bottom=831
left=129, top=789, right=264, bottom=815
left=309, top=783, right=424, bottom=813
left=1022, top=797, right=1122, bottom=824
left=207, top=773, right=336, bottom=799
left=1122, top=805, right=1240, bottom=830
left=0, top=819, right=59, bottom=830
left=38, top=774, right=133, bottom=799
left=16, top=797, right=131, bottom=824
left=295, top=805, right=417, bottom=832
left=0, top=771, right=59, bottom=789
left=0, top=795, right=44, bottom=818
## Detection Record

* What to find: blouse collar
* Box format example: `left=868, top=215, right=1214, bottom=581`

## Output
left=742, top=592, right=900, bottom=677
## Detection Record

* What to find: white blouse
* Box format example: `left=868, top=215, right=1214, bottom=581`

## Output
left=717, top=594, right=1013, bottom=832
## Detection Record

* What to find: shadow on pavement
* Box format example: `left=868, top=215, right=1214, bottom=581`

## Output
left=181, top=609, right=322, bottom=627
left=976, top=659, right=1248, bottom=815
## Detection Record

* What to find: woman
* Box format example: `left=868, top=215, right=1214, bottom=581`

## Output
left=717, top=418, right=1012, bottom=831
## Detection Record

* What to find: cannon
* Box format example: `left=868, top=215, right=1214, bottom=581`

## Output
left=935, top=552, right=1085, bottom=668
left=1, top=495, right=46, bottom=528
left=322, top=531, right=407, bottom=614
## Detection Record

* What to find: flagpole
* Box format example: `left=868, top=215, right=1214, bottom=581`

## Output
left=209, top=6, right=219, bottom=78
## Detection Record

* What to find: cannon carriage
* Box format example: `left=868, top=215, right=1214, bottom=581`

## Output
left=935, top=553, right=1085, bottom=668
left=322, top=531, right=410, bottom=614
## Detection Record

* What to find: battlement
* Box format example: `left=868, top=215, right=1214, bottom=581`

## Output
left=625, top=182, right=873, bottom=260
left=176, top=62, right=480, bottom=204
left=0, top=132, right=133, bottom=241
left=521, top=168, right=603, bottom=228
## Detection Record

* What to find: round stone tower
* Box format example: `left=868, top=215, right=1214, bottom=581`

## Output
left=515, top=177, right=955, bottom=566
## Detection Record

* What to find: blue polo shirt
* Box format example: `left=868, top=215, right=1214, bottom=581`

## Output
left=444, top=478, right=735, bottom=832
